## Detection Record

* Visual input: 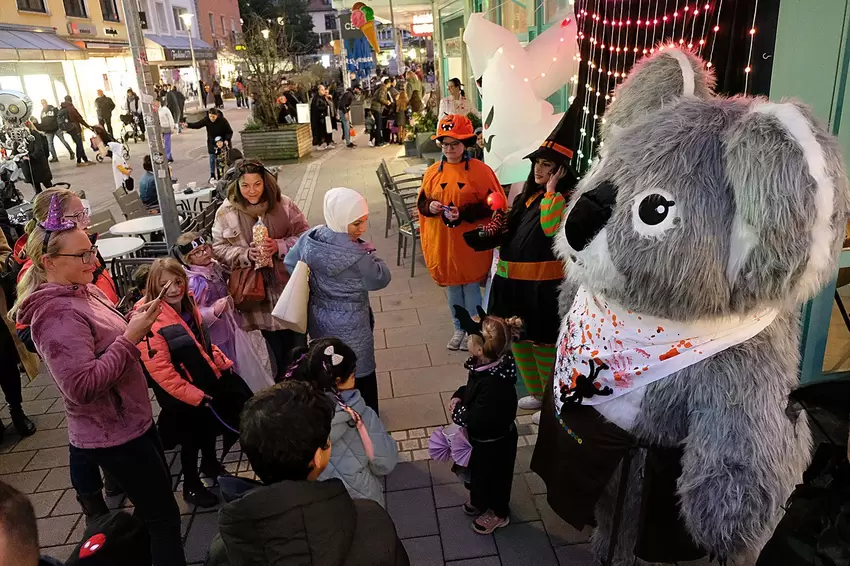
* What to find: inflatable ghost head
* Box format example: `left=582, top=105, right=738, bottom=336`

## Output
left=464, top=12, right=578, bottom=184
left=533, top=47, right=850, bottom=566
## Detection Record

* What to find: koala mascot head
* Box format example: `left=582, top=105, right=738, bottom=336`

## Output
left=535, top=47, right=850, bottom=566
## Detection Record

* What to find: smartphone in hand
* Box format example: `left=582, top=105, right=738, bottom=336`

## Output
left=155, top=280, right=173, bottom=302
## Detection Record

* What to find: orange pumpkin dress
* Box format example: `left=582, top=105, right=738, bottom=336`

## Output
left=417, top=157, right=506, bottom=286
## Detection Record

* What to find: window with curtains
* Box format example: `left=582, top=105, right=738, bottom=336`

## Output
left=101, top=0, right=120, bottom=21
left=64, top=0, right=88, bottom=17
left=17, top=0, right=47, bottom=12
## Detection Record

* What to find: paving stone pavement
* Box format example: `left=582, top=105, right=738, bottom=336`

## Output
left=4, top=129, right=724, bottom=564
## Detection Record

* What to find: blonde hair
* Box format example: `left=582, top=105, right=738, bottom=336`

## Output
left=24, top=189, right=79, bottom=235
left=145, top=257, right=191, bottom=313
left=175, top=231, right=203, bottom=248
left=8, top=226, right=79, bottom=320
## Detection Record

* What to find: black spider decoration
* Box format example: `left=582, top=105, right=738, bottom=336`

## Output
left=559, top=358, right=614, bottom=405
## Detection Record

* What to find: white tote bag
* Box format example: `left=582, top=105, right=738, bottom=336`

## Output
left=325, top=115, right=333, bottom=134
left=272, top=260, right=310, bottom=333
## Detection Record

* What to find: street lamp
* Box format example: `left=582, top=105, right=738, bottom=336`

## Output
left=179, top=12, right=202, bottom=106
left=261, top=29, right=270, bottom=39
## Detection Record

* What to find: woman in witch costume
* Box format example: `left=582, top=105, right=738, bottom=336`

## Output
left=463, top=103, right=580, bottom=424
left=134, top=258, right=252, bottom=508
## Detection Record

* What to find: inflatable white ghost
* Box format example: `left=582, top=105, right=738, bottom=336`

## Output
left=464, top=10, right=578, bottom=184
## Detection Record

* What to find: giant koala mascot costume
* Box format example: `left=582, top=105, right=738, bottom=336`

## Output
left=530, top=47, right=850, bottom=565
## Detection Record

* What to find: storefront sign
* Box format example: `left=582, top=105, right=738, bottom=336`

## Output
left=104, top=28, right=118, bottom=36
left=340, top=13, right=364, bottom=40
left=164, top=48, right=216, bottom=61
left=410, top=14, right=434, bottom=36
left=67, top=22, right=97, bottom=36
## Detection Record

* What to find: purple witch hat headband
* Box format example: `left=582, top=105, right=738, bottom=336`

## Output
left=40, top=193, right=77, bottom=254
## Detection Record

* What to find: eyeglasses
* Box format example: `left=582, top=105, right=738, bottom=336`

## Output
left=63, top=210, right=90, bottom=228
left=52, top=246, right=98, bottom=264
left=438, top=140, right=462, bottom=150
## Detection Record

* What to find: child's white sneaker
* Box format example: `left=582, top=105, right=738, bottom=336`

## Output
left=518, top=396, right=542, bottom=411
left=472, top=510, right=510, bottom=534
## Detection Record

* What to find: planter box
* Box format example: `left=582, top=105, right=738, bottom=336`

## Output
left=240, top=125, right=312, bottom=161
left=403, top=140, right=418, bottom=157
left=415, top=133, right=439, bottom=158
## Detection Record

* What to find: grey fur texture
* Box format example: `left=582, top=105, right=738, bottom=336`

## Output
left=551, top=48, right=850, bottom=564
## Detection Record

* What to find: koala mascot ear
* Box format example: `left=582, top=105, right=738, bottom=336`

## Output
left=724, top=101, right=850, bottom=307
left=601, top=47, right=715, bottom=141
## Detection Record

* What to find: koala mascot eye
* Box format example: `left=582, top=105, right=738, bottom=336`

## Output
left=631, top=189, right=678, bottom=237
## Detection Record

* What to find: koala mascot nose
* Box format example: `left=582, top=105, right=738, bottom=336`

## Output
left=564, top=181, right=618, bottom=251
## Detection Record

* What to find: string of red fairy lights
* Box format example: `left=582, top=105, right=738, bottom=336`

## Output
left=567, top=0, right=758, bottom=172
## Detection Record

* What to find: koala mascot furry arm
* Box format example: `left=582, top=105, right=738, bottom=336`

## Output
left=540, top=48, right=850, bottom=565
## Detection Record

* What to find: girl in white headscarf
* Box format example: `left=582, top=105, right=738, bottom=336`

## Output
left=284, top=187, right=391, bottom=413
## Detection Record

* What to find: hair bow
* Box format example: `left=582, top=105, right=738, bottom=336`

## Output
left=324, top=345, right=344, bottom=366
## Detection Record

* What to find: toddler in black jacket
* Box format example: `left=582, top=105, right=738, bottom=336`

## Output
left=450, top=306, right=521, bottom=534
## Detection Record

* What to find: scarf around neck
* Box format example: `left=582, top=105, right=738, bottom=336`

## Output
left=553, top=285, right=779, bottom=412
left=232, top=200, right=269, bottom=219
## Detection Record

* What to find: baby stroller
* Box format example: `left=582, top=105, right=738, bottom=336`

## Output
left=90, top=126, right=128, bottom=163
left=119, top=113, right=144, bottom=144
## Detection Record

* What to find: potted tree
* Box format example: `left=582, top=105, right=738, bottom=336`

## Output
left=406, top=109, right=439, bottom=158
left=239, top=16, right=312, bottom=161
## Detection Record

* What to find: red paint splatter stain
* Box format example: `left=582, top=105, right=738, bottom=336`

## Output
left=657, top=326, right=664, bottom=333
left=684, top=341, right=693, bottom=348
left=659, top=348, right=680, bottom=361
left=635, top=348, right=651, bottom=358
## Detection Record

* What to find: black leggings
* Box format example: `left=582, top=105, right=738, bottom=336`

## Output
left=467, top=427, right=518, bottom=518
left=262, top=329, right=306, bottom=380
left=180, top=432, right=218, bottom=489
left=356, top=372, right=379, bottom=415
left=0, top=325, right=24, bottom=411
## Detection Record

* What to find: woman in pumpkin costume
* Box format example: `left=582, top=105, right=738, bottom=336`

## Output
left=418, top=114, right=506, bottom=350
left=463, top=104, right=580, bottom=424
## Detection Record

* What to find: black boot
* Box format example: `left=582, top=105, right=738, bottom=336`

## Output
left=200, top=459, right=230, bottom=483
left=76, top=492, right=109, bottom=526
left=183, top=484, right=219, bottom=508
left=10, top=408, right=36, bottom=437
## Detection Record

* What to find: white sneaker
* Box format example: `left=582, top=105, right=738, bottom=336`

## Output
left=368, top=141, right=375, bottom=147
left=531, top=411, right=541, bottom=425
left=447, top=330, right=465, bottom=351
left=327, top=142, right=336, bottom=149
left=459, top=333, right=468, bottom=351
left=518, top=396, right=542, bottom=411
left=209, top=177, right=216, bottom=185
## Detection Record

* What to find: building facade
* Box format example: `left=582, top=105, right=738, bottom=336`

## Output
left=194, top=0, right=242, bottom=84
left=307, top=0, right=340, bottom=47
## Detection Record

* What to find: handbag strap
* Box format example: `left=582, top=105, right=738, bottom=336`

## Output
left=333, top=392, right=375, bottom=461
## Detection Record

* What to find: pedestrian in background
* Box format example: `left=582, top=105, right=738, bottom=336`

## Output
left=38, top=99, right=74, bottom=163
left=157, top=103, right=176, bottom=163
left=183, top=108, right=233, bottom=184
left=94, top=90, right=116, bottom=136
left=165, top=85, right=185, bottom=133
left=338, top=84, right=360, bottom=148
left=59, top=96, right=92, bottom=167
left=212, top=80, right=224, bottom=109
left=310, top=85, right=334, bottom=150
left=125, top=89, right=144, bottom=141
left=19, top=122, right=53, bottom=195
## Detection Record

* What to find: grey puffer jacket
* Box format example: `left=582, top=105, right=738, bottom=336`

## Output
left=285, top=226, right=391, bottom=377
left=319, top=389, right=398, bottom=506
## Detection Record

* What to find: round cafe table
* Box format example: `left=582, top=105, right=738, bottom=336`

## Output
left=96, top=237, right=145, bottom=260
left=110, top=216, right=164, bottom=238
left=403, top=164, right=430, bottom=178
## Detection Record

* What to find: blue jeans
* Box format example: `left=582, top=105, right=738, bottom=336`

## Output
left=339, top=109, right=351, bottom=145
left=208, top=153, right=216, bottom=179
left=447, top=283, right=482, bottom=331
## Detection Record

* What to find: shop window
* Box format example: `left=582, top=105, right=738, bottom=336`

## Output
left=101, top=0, right=119, bottom=21
left=209, top=13, right=216, bottom=35
left=0, top=77, right=24, bottom=92
left=23, top=75, right=53, bottom=108
left=500, top=0, right=533, bottom=35
left=16, top=0, right=47, bottom=12
left=325, top=13, right=336, bottom=31
left=64, top=0, right=88, bottom=18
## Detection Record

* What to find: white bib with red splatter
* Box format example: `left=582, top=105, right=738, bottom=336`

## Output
left=553, top=286, right=779, bottom=412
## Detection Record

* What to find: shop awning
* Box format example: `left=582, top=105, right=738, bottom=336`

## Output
left=144, top=34, right=217, bottom=62
left=0, top=26, right=85, bottom=62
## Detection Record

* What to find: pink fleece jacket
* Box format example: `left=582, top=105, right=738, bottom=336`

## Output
left=16, top=283, right=153, bottom=449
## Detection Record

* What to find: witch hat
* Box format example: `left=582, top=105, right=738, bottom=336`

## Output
left=524, top=96, right=583, bottom=167
left=39, top=193, right=75, bottom=232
